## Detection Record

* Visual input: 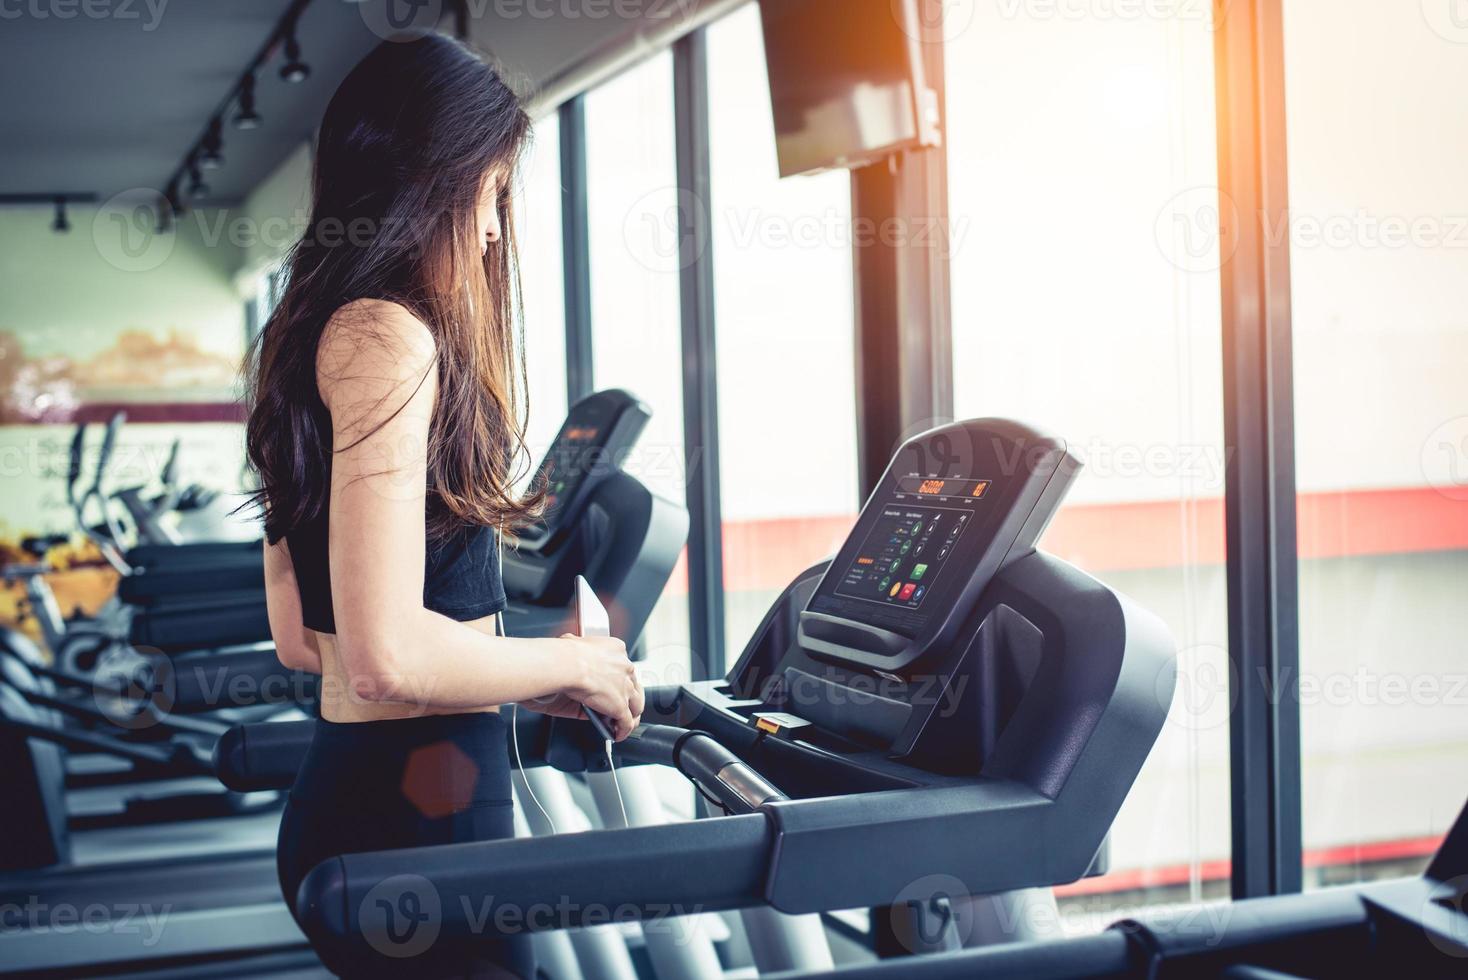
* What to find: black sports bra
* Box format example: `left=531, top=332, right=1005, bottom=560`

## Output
left=285, top=508, right=506, bottom=634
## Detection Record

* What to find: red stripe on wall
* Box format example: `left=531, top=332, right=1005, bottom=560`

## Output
left=1054, top=834, right=1445, bottom=897
left=710, top=487, right=1468, bottom=594
left=68, top=402, right=247, bottom=424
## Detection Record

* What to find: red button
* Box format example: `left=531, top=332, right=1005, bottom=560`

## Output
left=898, top=583, right=917, bottom=601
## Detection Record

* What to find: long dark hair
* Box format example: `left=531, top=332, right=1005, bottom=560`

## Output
left=246, top=33, right=541, bottom=542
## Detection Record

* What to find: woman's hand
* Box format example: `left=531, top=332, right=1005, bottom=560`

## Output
left=548, top=634, right=643, bottom=740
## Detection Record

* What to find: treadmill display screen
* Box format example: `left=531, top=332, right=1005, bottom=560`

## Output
left=832, top=505, right=970, bottom=611
left=808, top=451, right=1006, bottom=638
left=532, top=412, right=611, bottom=533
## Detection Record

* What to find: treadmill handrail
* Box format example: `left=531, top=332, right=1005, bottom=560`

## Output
left=297, top=811, right=774, bottom=946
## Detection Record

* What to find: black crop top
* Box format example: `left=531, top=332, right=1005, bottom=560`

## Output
left=285, top=509, right=506, bottom=634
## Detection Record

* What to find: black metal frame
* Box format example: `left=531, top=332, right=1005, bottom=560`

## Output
left=850, top=32, right=953, bottom=498
left=672, top=30, right=727, bottom=682
left=559, top=96, right=595, bottom=403
left=1214, top=0, right=1304, bottom=898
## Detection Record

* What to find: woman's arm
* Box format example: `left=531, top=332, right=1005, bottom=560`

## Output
left=264, top=537, right=321, bottom=673
left=318, top=300, right=642, bottom=734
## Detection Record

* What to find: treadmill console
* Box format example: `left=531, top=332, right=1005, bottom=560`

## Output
left=799, top=419, right=1079, bottom=674
left=515, top=389, right=651, bottom=551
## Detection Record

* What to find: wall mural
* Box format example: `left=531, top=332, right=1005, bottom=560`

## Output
left=0, top=327, right=243, bottom=424
left=0, top=317, right=254, bottom=640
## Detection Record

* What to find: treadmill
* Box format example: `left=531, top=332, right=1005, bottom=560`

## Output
left=775, top=808, right=1468, bottom=978
left=286, top=418, right=1178, bottom=974
left=0, top=389, right=689, bottom=978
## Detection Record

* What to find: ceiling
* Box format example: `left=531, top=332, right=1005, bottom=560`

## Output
left=0, top=0, right=731, bottom=206
left=0, top=0, right=385, bottom=204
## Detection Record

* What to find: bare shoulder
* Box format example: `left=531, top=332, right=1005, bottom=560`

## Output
left=317, top=299, right=437, bottom=405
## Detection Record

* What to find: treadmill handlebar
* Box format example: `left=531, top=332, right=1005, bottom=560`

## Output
left=618, top=723, right=789, bottom=815
left=296, top=809, right=775, bottom=949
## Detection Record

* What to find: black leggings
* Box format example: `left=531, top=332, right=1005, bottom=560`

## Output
left=278, top=712, right=534, bottom=979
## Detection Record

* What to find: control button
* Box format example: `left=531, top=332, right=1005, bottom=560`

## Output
left=878, top=575, right=892, bottom=591
left=889, top=582, right=903, bottom=598
left=911, top=563, right=929, bottom=580
left=898, top=583, right=917, bottom=601
left=913, top=586, right=926, bottom=601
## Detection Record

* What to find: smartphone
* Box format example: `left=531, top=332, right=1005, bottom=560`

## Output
left=571, top=575, right=617, bottom=741
left=573, top=575, right=611, bottom=638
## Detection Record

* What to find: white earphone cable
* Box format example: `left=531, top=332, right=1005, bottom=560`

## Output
left=501, top=529, right=557, bottom=835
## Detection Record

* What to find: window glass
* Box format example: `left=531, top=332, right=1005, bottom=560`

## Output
left=707, top=4, right=859, bottom=659
left=945, top=4, right=1229, bottom=928
left=514, top=112, right=568, bottom=470
left=1282, top=0, right=1468, bottom=887
left=585, top=52, right=693, bottom=683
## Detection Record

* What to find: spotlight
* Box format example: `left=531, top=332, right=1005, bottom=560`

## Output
left=199, top=118, right=224, bottom=169
left=279, top=28, right=309, bottom=83
left=188, top=161, right=210, bottom=199
left=233, top=72, right=262, bottom=130
left=52, top=197, right=69, bottom=234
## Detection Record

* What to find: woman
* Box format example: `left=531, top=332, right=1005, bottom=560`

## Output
left=247, top=34, right=642, bottom=978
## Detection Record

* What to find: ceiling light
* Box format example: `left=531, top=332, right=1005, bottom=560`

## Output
left=188, top=161, right=210, bottom=198
left=199, top=118, right=224, bottom=169
left=233, top=72, right=262, bottom=129
left=279, top=29, right=309, bottom=83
